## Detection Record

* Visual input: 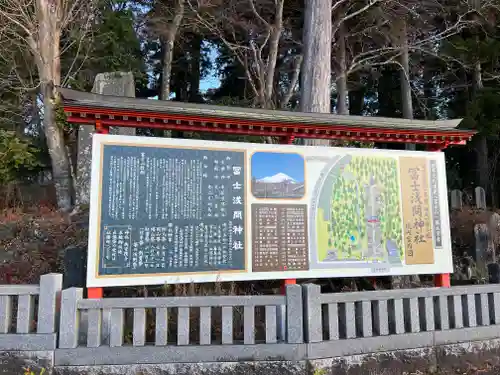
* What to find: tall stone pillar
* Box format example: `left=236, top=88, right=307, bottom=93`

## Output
left=76, top=72, right=136, bottom=207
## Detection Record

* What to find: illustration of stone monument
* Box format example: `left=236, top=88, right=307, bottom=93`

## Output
left=365, top=176, right=383, bottom=259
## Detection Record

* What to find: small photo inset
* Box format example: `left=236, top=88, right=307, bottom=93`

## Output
left=251, top=152, right=305, bottom=199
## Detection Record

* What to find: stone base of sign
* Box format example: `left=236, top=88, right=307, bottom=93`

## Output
left=9, top=336, right=496, bottom=375
left=54, top=362, right=306, bottom=375
left=76, top=72, right=136, bottom=207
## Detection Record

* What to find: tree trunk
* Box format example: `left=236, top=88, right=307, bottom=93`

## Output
left=160, top=0, right=184, bottom=101
left=473, top=60, right=488, bottom=190
left=399, top=21, right=413, bottom=120
left=348, top=72, right=364, bottom=116
left=423, top=63, right=435, bottom=120
left=160, top=39, right=174, bottom=100
left=377, top=67, right=400, bottom=118
left=280, top=54, right=302, bottom=109
left=263, top=0, right=284, bottom=108
left=468, top=0, right=488, bottom=192
left=300, top=0, right=332, bottom=146
left=336, top=22, right=348, bottom=115
left=189, top=35, right=202, bottom=103
left=475, top=135, right=489, bottom=189
left=397, top=19, right=415, bottom=151
left=37, top=0, right=73, bottom=211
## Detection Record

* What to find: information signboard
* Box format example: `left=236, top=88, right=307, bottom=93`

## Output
left=87, top=134, right=452, bottom=287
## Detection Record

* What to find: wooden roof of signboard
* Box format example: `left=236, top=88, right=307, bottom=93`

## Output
left=58, top=87, right=476, bottom=146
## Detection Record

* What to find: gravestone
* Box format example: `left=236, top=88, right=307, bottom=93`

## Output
left=488, top=263, right=500, bottom=283
left=62, top=246, right=87, bottom=289
left=489, top=213, right=500, bottom=248
left=473, top=224, right=494, bottom=281
left=487, top=213, right=500, bottom=283
left=475, top=186, right=486, bottom=210
left=450, top=189, right=463, bottom=211
left=76, top=72, right=136, bottom=207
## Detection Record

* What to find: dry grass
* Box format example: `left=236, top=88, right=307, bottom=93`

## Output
left=0, top=205, right=86, bottom=284
left=2, top=197, right=494, bottom=289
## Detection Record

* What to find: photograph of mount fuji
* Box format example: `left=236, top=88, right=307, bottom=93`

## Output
left=251, top=152, right=305, bottom=199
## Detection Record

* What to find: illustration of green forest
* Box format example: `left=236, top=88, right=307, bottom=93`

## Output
left=316, top=156, right=404, bottom=262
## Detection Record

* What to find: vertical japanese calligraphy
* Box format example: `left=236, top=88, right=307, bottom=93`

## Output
left=102, top=225, right=132, bottom=269
left=429, top=160, right=443, bottom=248
left=400, top=157, right=434, bottom=265
left=98, top=144, right=246, bottom=276
left=251, top=204, right=309, bottom=272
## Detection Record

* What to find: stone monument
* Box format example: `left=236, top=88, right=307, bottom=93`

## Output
left=76, top=72, right=136, bottom=207
left=450, top=189, right=463, bottom=211
left=473, top=224, right=495, bottom=282
left=475, top=186, right=486, bottom=210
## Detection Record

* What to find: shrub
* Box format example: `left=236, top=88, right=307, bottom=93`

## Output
left=0, top=129, right=42, bottom=185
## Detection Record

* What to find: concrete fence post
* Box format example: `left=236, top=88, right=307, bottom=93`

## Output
left=59, top=287, right=83, bottom=348
left=0, top=294, right=12, bottom=334
left=37, top=273, right=63, bottom=334
left=303, top=284, right=322, bottom=343
left=285, top=284, right=303, bottom=344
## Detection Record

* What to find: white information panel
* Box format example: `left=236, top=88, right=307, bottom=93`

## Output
left=87, top=134, right=452, bottom=287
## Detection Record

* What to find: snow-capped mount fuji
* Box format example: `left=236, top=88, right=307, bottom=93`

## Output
left=257, top=173, right=297, bottom=183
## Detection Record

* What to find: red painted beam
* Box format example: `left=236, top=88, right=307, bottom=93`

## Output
left=64, top=106, right=476, bottom=139
left=280, top=136, right=295, bottom=144
left=68, top=116, right=469, bottom=146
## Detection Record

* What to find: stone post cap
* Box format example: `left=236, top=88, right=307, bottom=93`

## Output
left=92, top=71, right=135, bottom=97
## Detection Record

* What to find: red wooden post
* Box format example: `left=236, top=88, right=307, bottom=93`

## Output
left=87, top=287, right=104, bottom=298
left=434, top=273, right=451, bottom=288
left=96, top=121, right=109, bottom=135
left=280, top=278, right=296, bottom=294
left=427, top=142, right=451, bottom=288
left=87, top=120, right=110, bottom=299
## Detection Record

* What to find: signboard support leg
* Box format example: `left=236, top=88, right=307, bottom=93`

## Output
left=427, top=142, right=451, bottom=288
left=434, top=273, right=451, bottom=288
left=88, top=121, right=111, bottom=342
left=89, top=121, right=108, bottom=298
left=87, top=287, right=103, bottom=299
left=88, top=123, right=107, bottom=299
left=88, top=121, right=108, bottom=299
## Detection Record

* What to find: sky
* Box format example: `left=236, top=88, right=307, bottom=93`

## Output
left=200, top=74, right=221, bottom=92
left=149, top=45, right=220, bottom=99
left=251, top=152, right=305, bottom=181
left=200, top=46, right=220, bottom=92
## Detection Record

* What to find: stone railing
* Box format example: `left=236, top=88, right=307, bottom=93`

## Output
left=0, top=273, right=61, bottom=350
left=56, top=284, right=303, bottom=366
left=303, top=283, right=500, bottom=359
left=5, top=274, right=500, bottom=371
